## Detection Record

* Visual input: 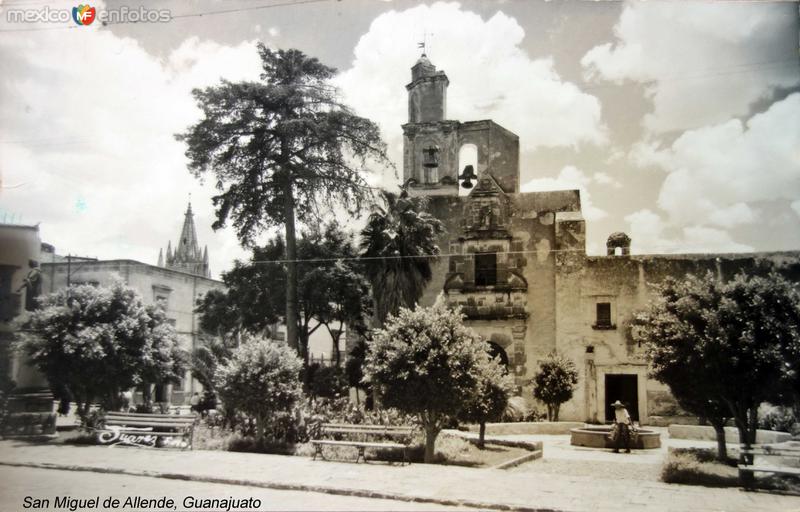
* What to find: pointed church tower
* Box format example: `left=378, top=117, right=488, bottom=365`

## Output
left=159, top=202, right=211, bottom=278
left=157, top=248, right=164, bottom=267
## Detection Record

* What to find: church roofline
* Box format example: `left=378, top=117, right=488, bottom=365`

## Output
left=586, top=250, right=800, bottom=262
left=42, top=258, right=223, bottom=284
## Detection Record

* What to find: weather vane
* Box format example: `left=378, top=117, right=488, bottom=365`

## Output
left=418, top=30, right=433, bottom=55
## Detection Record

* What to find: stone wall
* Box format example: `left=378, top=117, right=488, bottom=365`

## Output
left=554, top=250, right=800, bottom=424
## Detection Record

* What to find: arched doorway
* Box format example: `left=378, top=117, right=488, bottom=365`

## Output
left=486, top=341, right=509, bottom=370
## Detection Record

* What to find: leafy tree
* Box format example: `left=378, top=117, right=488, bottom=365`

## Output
left=459, top=353, right=514, bottom=448
left=632, top=271, right=800, bottom=454
left=196, top=222, right=370, bottom=368
left=532, top=352, right=578, bottom=422
left=195, top=247, right=285, bottom=341
left=315, top=259, right=370, bottom=367
left=363, top=297, right=488, bottom=463
left=177, top=45, right=390, bottom=354
left=215, top=335, right=303, bottom=442
left=19, top=282, right=185, bottom=415
left=360, top=190, right=445, bottom=324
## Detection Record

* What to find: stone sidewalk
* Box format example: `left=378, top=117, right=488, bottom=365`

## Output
left=1, top=440, right=799, bottom=512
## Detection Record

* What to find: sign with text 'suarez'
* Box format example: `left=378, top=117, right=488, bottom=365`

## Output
left=96, top=429, right=189, bottom=449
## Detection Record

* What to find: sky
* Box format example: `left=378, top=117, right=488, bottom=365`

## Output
left=0, top=0, right=798, bottom=279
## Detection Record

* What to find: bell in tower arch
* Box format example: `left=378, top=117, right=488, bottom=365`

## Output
left=458, top=165, right=477, bottom=189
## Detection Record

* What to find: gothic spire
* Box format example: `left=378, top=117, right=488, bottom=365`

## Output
left=160, top=201, right=211, bottom=278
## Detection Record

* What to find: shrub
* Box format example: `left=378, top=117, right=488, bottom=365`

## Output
left=662, top=448, right=738, bottom=487
left=759, top=404, right=797, bottom=434
left=215, top=336, right=303, bottom=442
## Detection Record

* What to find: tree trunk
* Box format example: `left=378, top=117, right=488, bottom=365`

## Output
left=256, top=415, right=265, bottom=444
left=712, top=422, right=728, bottom=461
left=332, top=328, right=342, bottom=367
left=298, top=329, right=309, bottom=368
left=354, top=387, right=360, bottom=406
left=478, top=422, right=486, bottom=449
left=553, top=405, right=560, bottom=422
left=283, top=176, right=299, bottom=357
left=424, top=423, right=439, bottom=464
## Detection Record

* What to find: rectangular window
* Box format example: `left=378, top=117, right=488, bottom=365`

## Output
left=475, top=253, right=497, bottom=287
left=596, top=302, right=612, bottom=328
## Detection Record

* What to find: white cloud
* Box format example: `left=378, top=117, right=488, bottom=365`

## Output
left=335, top=2, right=607, bottom=176
left=792, top=200, right=800, bottom=218
left=624, top=209, right=753, bottom=255
left=633, top=94, right=800, bottom=230
left=582, top=2, right=800, bottom=133
left=593, top=171, right=621, bottom=189
left=521, top=165, right=607, bottom=221
left=0, top=20, right=267, bottom=276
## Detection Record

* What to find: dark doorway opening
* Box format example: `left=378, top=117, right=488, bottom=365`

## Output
left=486, top=341, right=509, bottom=370
left=605, top=374, right=638, bottom=422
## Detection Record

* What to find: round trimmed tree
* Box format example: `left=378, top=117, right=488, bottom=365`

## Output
left=532, top=352, right=578, bottom=421
left=363, top=297, right=487, bottom=463
left=20, top=281, right=185, bottom=415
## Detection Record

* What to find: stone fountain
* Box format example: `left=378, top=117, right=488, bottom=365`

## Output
left=570, top=425, right=661, bottom=449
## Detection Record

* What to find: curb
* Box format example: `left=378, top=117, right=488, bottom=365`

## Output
left=0, top=460, right=568, bottom=512
left=492, top=449, right=543, bottom=470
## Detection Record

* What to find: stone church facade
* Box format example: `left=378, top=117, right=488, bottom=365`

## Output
left=402, top=55, right=800, bottom=425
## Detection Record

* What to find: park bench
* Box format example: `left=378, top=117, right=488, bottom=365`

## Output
left=95, top=411, right=196, bottom=450
left=738, top=442, right=800, bottom=488
left=311, top=423, right=415, bottom=464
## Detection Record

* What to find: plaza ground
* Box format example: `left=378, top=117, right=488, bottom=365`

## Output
left=0, top=466, right=466, bottom=511
left=0, top=427, right=798, bottom=512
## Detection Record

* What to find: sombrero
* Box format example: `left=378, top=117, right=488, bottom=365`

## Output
left=611, top=400, right=626, bottom=408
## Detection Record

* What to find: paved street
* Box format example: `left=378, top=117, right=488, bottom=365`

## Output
left=2, top=437, right=800, bottom=512
left=0, top=466, right=465, bottom=512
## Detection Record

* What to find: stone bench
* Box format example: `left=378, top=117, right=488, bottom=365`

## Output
left=311, top=423, right=415, bottom=464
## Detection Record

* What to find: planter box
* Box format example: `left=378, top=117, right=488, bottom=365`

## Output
left=668, top=424, right=791, bottom=444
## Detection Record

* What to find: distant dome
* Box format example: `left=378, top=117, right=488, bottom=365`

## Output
left=607, top=232, right=631, bottom=245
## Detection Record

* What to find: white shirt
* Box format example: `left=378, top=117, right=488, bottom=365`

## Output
left=614, top=408, right=631, bottom=424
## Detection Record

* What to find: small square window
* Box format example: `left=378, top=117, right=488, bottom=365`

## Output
left=475, top=253, right=497, bottom=287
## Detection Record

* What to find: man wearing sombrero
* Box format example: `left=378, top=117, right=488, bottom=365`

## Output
left=610, top=400, right=633, bottom=453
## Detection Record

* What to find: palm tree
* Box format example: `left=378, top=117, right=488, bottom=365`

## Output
left=359, top=190, right=445, bottom=324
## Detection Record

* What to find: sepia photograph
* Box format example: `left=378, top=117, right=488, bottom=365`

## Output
left=1, top=0, right=799, bottom=511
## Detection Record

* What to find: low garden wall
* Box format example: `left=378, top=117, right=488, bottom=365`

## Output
left=465, top=421, right=583, bottom=436
left=668, top=424, right=791, bottom=443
